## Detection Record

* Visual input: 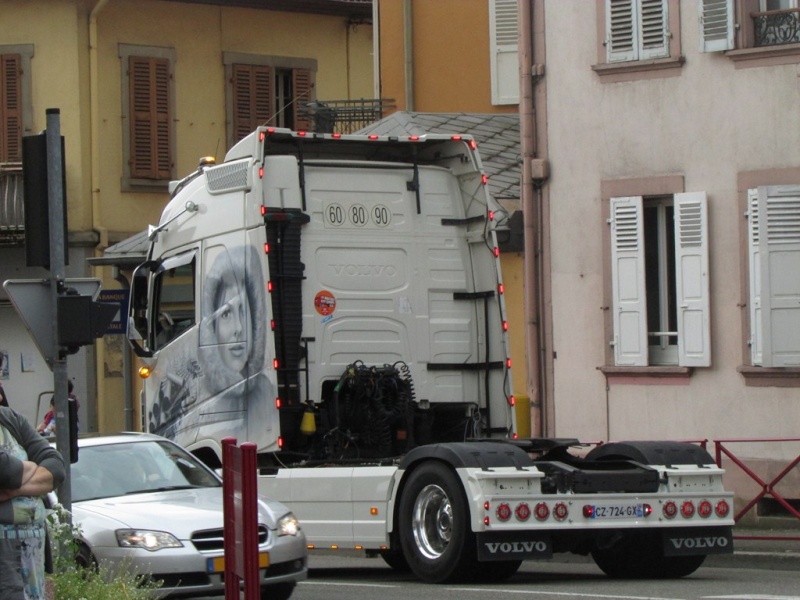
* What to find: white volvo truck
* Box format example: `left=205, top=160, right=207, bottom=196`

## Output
left=127, top=126, right=734, bottom=583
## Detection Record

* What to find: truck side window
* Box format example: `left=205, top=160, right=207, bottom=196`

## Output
left=153, top=256, right=196, bottom=350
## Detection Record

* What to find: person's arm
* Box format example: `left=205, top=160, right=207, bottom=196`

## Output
left=0, top=461, right=54, bottom=501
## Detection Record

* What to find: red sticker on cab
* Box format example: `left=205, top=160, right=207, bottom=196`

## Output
left=314, top=290, right=336, bottom=316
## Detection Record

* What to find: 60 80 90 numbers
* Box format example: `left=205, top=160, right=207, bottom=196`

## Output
left=325, top=203, right=392, bottom=228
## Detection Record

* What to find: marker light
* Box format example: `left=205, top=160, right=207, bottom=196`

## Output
left=481, top=174, right=488, bottom=185
left=503, top=321, right=509, bottom=332
left=332, top=133, right=342, bottom=139
left=368, top=134, right=379, bottom=140
left=582, top=505, right=595, bottom=518
left=553, top=503, right=569, bottom=521
left=496, top=503, right=512, bottom=521
left=662, top=501, right=678, bottom=519
left=488, top=210, right=495, bottom=221
left=715, top=500, right=730, bottom=518
left=509, top=395, right=515, bottom=406
left=275, top=397, right=282, bottom=409
left=468, top=139, right=477, bottom=150
left=138, top=366, right=152, bottom=379
left=451, top=135, right=463, bottom=141
left=534, top=502, right=550, bottom=521
left=264, top=243, right=270, bottom=254
left=515, top=503, right=531, bottom=521
left=681, top=501, right=695, bottom=518
left=698, top=500, right=713, bottom=518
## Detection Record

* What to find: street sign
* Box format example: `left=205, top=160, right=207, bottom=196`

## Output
left=3, top=278, right=102, bottom=367
left=98, top=289, right=129, bottom=335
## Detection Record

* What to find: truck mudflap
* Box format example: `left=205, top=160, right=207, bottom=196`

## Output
left=476, top=531, right=553, bottom=561
left=662, top=526, right=734, bottom=556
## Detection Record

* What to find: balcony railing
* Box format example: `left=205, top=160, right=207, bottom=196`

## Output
left=0, top=162, right=24, bottom=240
left=300, top=98, right=395, bottom=135
left=754, top=8, right=800, bottom=47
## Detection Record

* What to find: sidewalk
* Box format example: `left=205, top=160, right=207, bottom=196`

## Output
left=704, top=526, right=800, bottom=571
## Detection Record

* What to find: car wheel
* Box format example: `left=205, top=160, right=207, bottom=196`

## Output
left=260, top=581, right=295, bottom=600
left=398, top=462, right=477, bottom=583
left=74, top=543, right=98, bottom=571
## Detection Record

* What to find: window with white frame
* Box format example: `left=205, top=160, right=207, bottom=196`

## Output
left=489, top=0, right=519, bottom=105
left=700, top=0, right=800, bottom=52
left=747, top=185, right=800, bottom=367
left=605, top=0, right=670, bottom=63
left=610, top=193, right=710, bottom=367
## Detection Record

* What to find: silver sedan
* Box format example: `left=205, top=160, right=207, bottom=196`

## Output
left=62, top=432, right=307, bottom=599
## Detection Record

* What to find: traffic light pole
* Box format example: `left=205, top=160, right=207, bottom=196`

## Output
left=46, top=108, right=72, bottom=512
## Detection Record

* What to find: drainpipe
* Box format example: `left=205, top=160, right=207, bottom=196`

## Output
left=519, top=0, right=544, bottom=437
left=403, top=0, right=414, bottom=111
left=372, top=0, right=381, bottom=100
left=90, top=0, right=111, bottom=431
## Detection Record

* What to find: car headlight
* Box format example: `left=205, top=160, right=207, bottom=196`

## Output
left=115, top=529, right=183, bottom=551
left=277, top=513, right=300, bottom=537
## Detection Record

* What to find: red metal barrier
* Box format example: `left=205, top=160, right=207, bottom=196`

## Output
left=713, top=437, right=800, bottom=541
left=223, top=437, right=260, bottom=600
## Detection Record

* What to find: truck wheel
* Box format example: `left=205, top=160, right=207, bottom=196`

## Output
left=398, top=462, right=477, bottom=583
left=260, top=582, right=295, bottom=600
left=476, top=560, right=522, bottom=582
left=379, top=548, right=411, bottom=572
left=591, top=531, right=705, bottom=579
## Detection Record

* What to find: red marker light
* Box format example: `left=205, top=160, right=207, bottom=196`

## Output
left=259, top=167, right=264, bottom=178
left=498, top=283, right=505, bottom=294
left=488, top=210, right=495, bottom=220
left=509, top=395, right=515, bottom=406
left=275, top=397, right=282, bottom=408
left=264, top=243, right=270, bottom=254
left=534, top=503, right=549, bottom=521
left=297, top=131, right=307, bottom=137
left=496, top=503, right=512, bottom=521
left=332, top=133, right=342, bottom=139
left=481, top=174, right=488, bottom=185
left=503, top=321, right=509, bottom=332
left=409, top=135, right=420, bottom=141
left=469, top=139, right=477, bottom=150
left=681, top=501, right=695, bottom=518
left=451, top=135, right=463, bottom=141
left=267, top=281, right=274, bottom=293
left=663, top=501, right=678, bottom=519
left=273, top=358, right=280, bottom=369
left=698, top=500, right=713, bottom=518
left=368, top=134, right=379, bottom=140
left=515, top=503, right=531, bottom=521
left=553, top=502, right=569, bottom=521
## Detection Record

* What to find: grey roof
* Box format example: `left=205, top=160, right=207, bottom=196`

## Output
left=358, top=112, right=521, bottom=203
left=88, top=230, right=149, bottom=268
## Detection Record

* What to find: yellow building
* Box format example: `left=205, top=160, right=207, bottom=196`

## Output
left=0, top=0, right=376, bottom=431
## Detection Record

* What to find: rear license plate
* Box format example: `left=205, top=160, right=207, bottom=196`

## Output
left=207, top=552, right=270, bottom=573
left=588, top=503, right=644, bottom=519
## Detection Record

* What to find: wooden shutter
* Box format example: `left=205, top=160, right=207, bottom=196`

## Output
left=638, top=0, right=669, bottom=59
left=758, top=185, right=800, bottom=367
left=700, top=0, right=734, bottom=52
left=232, top=64, right=273, bottom=143
left=489, top=0, right=519, bottom=105
left=610, top=196, right=648, bottom=366
left=1, top=54, right=22, bottom=162
left=607, top=0, right=668, bottom=62
left=129, top=56, right=172, bottom=180
left=674, top=192, right=710, bottom=367
left=607, top=0, right=638, bottom=62
left=747, top=189, right=762, bottom=365
left=292, top=68, right=313, bottom=131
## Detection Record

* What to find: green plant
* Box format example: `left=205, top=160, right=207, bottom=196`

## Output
left=46, top=503, right=162, bottom=600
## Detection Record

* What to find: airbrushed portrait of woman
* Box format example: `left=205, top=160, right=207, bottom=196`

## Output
left=198, top=245, right=276, bottom=447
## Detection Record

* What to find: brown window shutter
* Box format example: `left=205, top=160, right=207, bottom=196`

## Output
left=1, top=54, right=22, bottom=162
left=232, top=64, right=273, bottom=143
left=129, top=56, right=172, bottom=179
left=292, top=68, right=313, bottom=131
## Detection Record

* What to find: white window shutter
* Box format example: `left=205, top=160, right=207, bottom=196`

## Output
left=489, top=0, right=519, bottom=105
left=607, top=0, right=638, bottom=62
left=758, top=185, right=800, bottom=367
left=747, top=189, right=762, bottom=365
left=699, top=0, right=734, bottom=52
left=674, top=192, right=710, bottom=367
left=638, top=0, right=670, bottom=59
left=611, top=197, right=648, bottom=366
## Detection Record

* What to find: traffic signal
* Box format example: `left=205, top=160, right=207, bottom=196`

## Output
left=57, top=287, right=118, bottom=356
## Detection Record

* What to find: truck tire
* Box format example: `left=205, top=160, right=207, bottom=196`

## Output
left=591, top=531, right=705, bottom=579
left=398, top=461, right=477, bottom=583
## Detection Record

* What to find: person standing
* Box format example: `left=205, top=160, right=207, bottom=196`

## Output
left=0, top=406, right=65, bottom=600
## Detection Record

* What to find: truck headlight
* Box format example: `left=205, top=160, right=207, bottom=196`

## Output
left=116, top=529, right=183, bottom=551
left=277, top=513, right=300, bottom=537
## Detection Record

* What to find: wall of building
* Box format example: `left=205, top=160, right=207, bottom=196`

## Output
left=1, top=0, right=375, bottom=433
left=543, top=2, right=800, bottom=457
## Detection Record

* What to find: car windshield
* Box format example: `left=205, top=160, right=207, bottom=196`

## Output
left=71, top=439, right=221, bottom=501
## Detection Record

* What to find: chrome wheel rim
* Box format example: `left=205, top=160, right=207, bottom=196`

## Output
left=411, top=484, right=452, bottom=559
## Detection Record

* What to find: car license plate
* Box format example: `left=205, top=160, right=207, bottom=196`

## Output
left=207, top=552, right=270, bottom=573
left=588, top=503, right=644, bottom=519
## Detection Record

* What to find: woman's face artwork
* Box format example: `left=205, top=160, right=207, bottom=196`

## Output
left=213, top=271, right=251, bottom=373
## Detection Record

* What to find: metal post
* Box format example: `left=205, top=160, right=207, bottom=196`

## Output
left=46, top=108, right=72, bottom=512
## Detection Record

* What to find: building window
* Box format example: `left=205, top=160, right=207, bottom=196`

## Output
left=119, top=45, right=176, bottom=191
left=700, top=0, right=800, bottom=59
left=605, top=0, right=670, bottom=63
left=747, top=185, right=800, bottom=367
left=0, top=46, right=33, bottom=163
left=224, top=53, right=316, bottom=148
left=609, top=192, right=710, bottom=367
left=489, top=0, right=519, bottom=105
